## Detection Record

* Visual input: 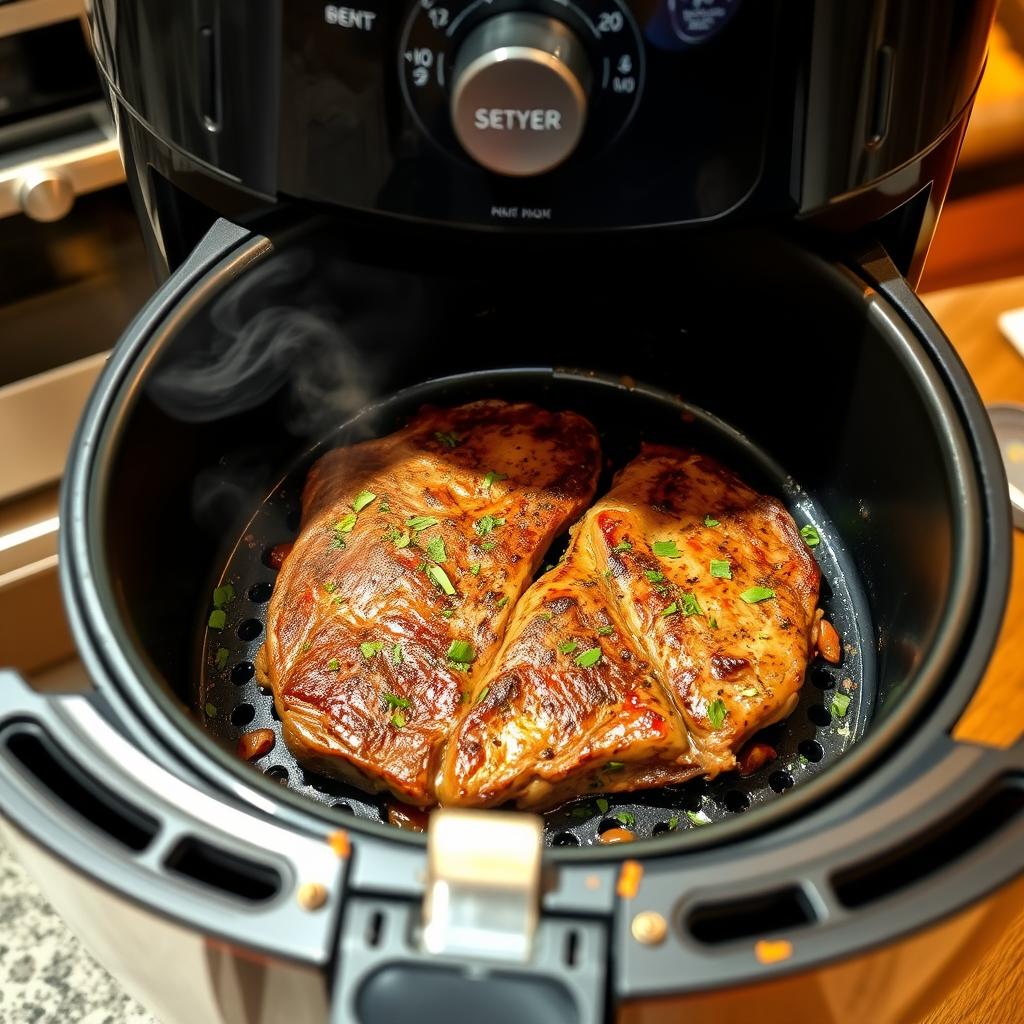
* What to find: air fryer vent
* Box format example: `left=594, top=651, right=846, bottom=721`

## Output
left=2, top=726, right=159, bottom=852
left=164, top=835, right=281, bottom=902
left=686, top=887, right=817, bottom=945
left=832, top=778, right=1024, bottom=909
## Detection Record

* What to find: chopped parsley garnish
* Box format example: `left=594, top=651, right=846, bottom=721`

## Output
left=831, top=692, right=852, bottom=718
left=707, top=699, right=728, bottom=729
left=441, top=609, right=455, bottom=619
left=470, top=562, right=481, bottom=575
left=613, top=540, right=632, bottom=553
left=496, top=595, right=509, bottom=609
left=540, top=611, right=553, bottom=620
left=324, top=581, right=337, bottom=594
left=645, top=570, right=665, bottom=583
left=473, top=514, right=505, bottom=536
left=680, top=592, right=703, bottom=617
left=613, top=810, right=635, bottom=827
left=335, top=513, right=357, bottom=534
left=666, top=816, right=681, bottom=831
left=606, top=761, right=624, bottom=772
left=708, top=616, right=719, bottom=629
left=378, top=497, right=390, bottom=512
left=425, top=536, right=447, bottom=563
left=481, top=540, right=497, bottom=552
left=447, top=639, right=476, bottom=664
left=360, top=642, right=384, bottom=660
left=475, top=686, right=490, bottom=704
left=704, top=515, right=720, bottom=528
left=406, top=515, right=440, bottom=533
left=653, top=539, right=681, bottom=558
left=352, top=490, right=376, bottom=513
left=575, top=647, right=602, bottom=668
left=741, top=686, right=758, bottom=697
left=558, top=640, right=578, bottom=654
left=383, top=693, right=410, bottom=709
left=393, top=530, right=411, bottom=549
left=710, top=559, right=732, bottom=579
left=596, top=797, right=610, bottom=814
left=214, top=647, right=229, bottom=670
left=597, top=625, right=615, bottom=636
left=482, top=470, right=507, bottom=492
left=434, top=431, right=461, bottom=448
left=391, top=643, right=403, bottom=665
left=204, top=702, right=217, bottom=719
left=207, top=609, right=226, bottom=630
left=740, top=586, right=775, bottom=604
left=661, top=602, right=679, bottom=617
left=301, top=641, right=311, bottom=652
left=686, top=810, right=711, bottom=826
left=327, top=658, right=340, bottom=671
left=427, top=564, right=456, bottom=595
left=391, top=711, right=407, bottom=728
left=800, top=524, right=821, bottom=548
left=212, top=584, right=235, bottom=609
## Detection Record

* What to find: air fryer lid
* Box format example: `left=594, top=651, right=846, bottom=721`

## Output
left=2, top=217, right=1014, bottom=1010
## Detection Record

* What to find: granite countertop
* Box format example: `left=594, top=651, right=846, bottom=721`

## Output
left=0, top=835, right=156, bottom=1024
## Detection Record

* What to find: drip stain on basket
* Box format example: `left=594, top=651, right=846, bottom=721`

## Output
left=196, top=373, right=874, bottom=843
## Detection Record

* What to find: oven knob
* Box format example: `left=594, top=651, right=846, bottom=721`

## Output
left=17, top=168, right=75, bottom=222
left=450, top=12, right=591, bottom=177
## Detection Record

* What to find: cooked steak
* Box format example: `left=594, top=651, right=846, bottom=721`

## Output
left=441, top=444, right=820, bottom=809
left=255, top=400, right=602, bottom=805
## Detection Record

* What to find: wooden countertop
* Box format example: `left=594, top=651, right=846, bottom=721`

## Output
left=917, top=277, right=1024, bottom=1024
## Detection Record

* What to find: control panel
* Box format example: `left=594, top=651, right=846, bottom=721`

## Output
left=400, top=1, right=645, bottom=177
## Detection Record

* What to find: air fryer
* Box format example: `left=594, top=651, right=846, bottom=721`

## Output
left=2, top=3, right=1022, bottom=1024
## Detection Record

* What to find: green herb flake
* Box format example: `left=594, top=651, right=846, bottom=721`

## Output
left=613, top=810, right=636, bottom=827
left=710, top=559, right=732, bottom=579
left=473, top=514, right=506, bottom=536
left=831, top=692, right=852, bottom=718
left=740, top=586, right=776, bottom=604
left=707, top=698, right=728, bottom=730
left=741, top=686, right=759, bottom=697
left=324, top=581, right=337, bottom=594
left=475, top=686, right=490, bottom=704
left=360, top=641, right=384, bottom=660
left=681, top=592, right=704, bottom=617
left=327, top=658, right=340, bottom=671
left=645, top=570, right=665, bottom=583
left=427, top=564, right=457, bottom=596
left=406, top=515, right=440, bottom=533
left=558, top=640, right=579, bottom=654
left=613, top=540, right=633, bottom=553
left=425, top=536, right=447, bottom=563
left=686, top=810, right=711, bottom=827
left=214, top=647, right=230, bottom=670
left=667, top=816, right=680, bottom=831
left=434, top=431, right=461, bottom=448
left=378, top=497, right=390, bottom=513
left=482, top=470, right=508, bottom=492
left=541, top=611, right=554, bottom=621
left=352, top=490, right=376, bottom=513
left=470, top=563, right=481, bottom=575
left=606, top=761, right=625, bottom=772
left=383, top=693, right=410, bottom=709
left=596, top=797, right=610, bottom=814
left=335, top=512, right=357, bottom=534
left=496, top=595, right=509, bottom=609
left=212, top=584, right=235, bottom=609
left=204, top=702, right=217, bottom=719
left=652, top=539, right=682, bottom=558
left=708, top=616, right=719, bottom=630
left=704, top=515, right=720, bottom=528
left=800, top=524, right=821, bottom=548
left=391, top=643, right=403, bottom=665
left=597, top=625, right=615, bottom=636
left=441, top=609, right=455, bottom=619
left=447, top=639, right=476, bottom=664
left=391, top=711, right=407, bottom=728
left=661, top=602, right=679, bottom=617
left=393, top=530, right=412, bottom=549
left=481, top=540, right=497, bottom=552
left=575, top=647, right=602, bottom=668
left=207, top=609, right=226, bottom=630
left=301, top=641, right=312, bottom=653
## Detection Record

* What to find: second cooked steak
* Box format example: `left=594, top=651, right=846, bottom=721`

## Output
left=255, top=400, right=602, bottom=805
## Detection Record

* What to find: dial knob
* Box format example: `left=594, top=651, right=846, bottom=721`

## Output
left=450, top=13, right=592, bottom=177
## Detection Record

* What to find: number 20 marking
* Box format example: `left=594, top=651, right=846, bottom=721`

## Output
left=598, top=11, right=624, bottom=33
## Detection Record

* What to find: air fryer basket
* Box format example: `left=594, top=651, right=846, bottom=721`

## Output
left=67, top=218, right=991, bottom=857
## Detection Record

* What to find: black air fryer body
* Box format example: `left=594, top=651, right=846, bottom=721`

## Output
left=2, top=4, right=1023, bottom=1024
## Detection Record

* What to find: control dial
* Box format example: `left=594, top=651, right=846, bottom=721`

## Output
left=450, top=13, right=591, bottom=177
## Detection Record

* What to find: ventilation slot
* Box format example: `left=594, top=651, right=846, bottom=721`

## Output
left=832, top=781, right=1024, bottom=909
left=165, top=836, right=281, bottom=902
left=3, top=727, right=158, bottom=852
left=686, top=887, right=816, bottom=945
